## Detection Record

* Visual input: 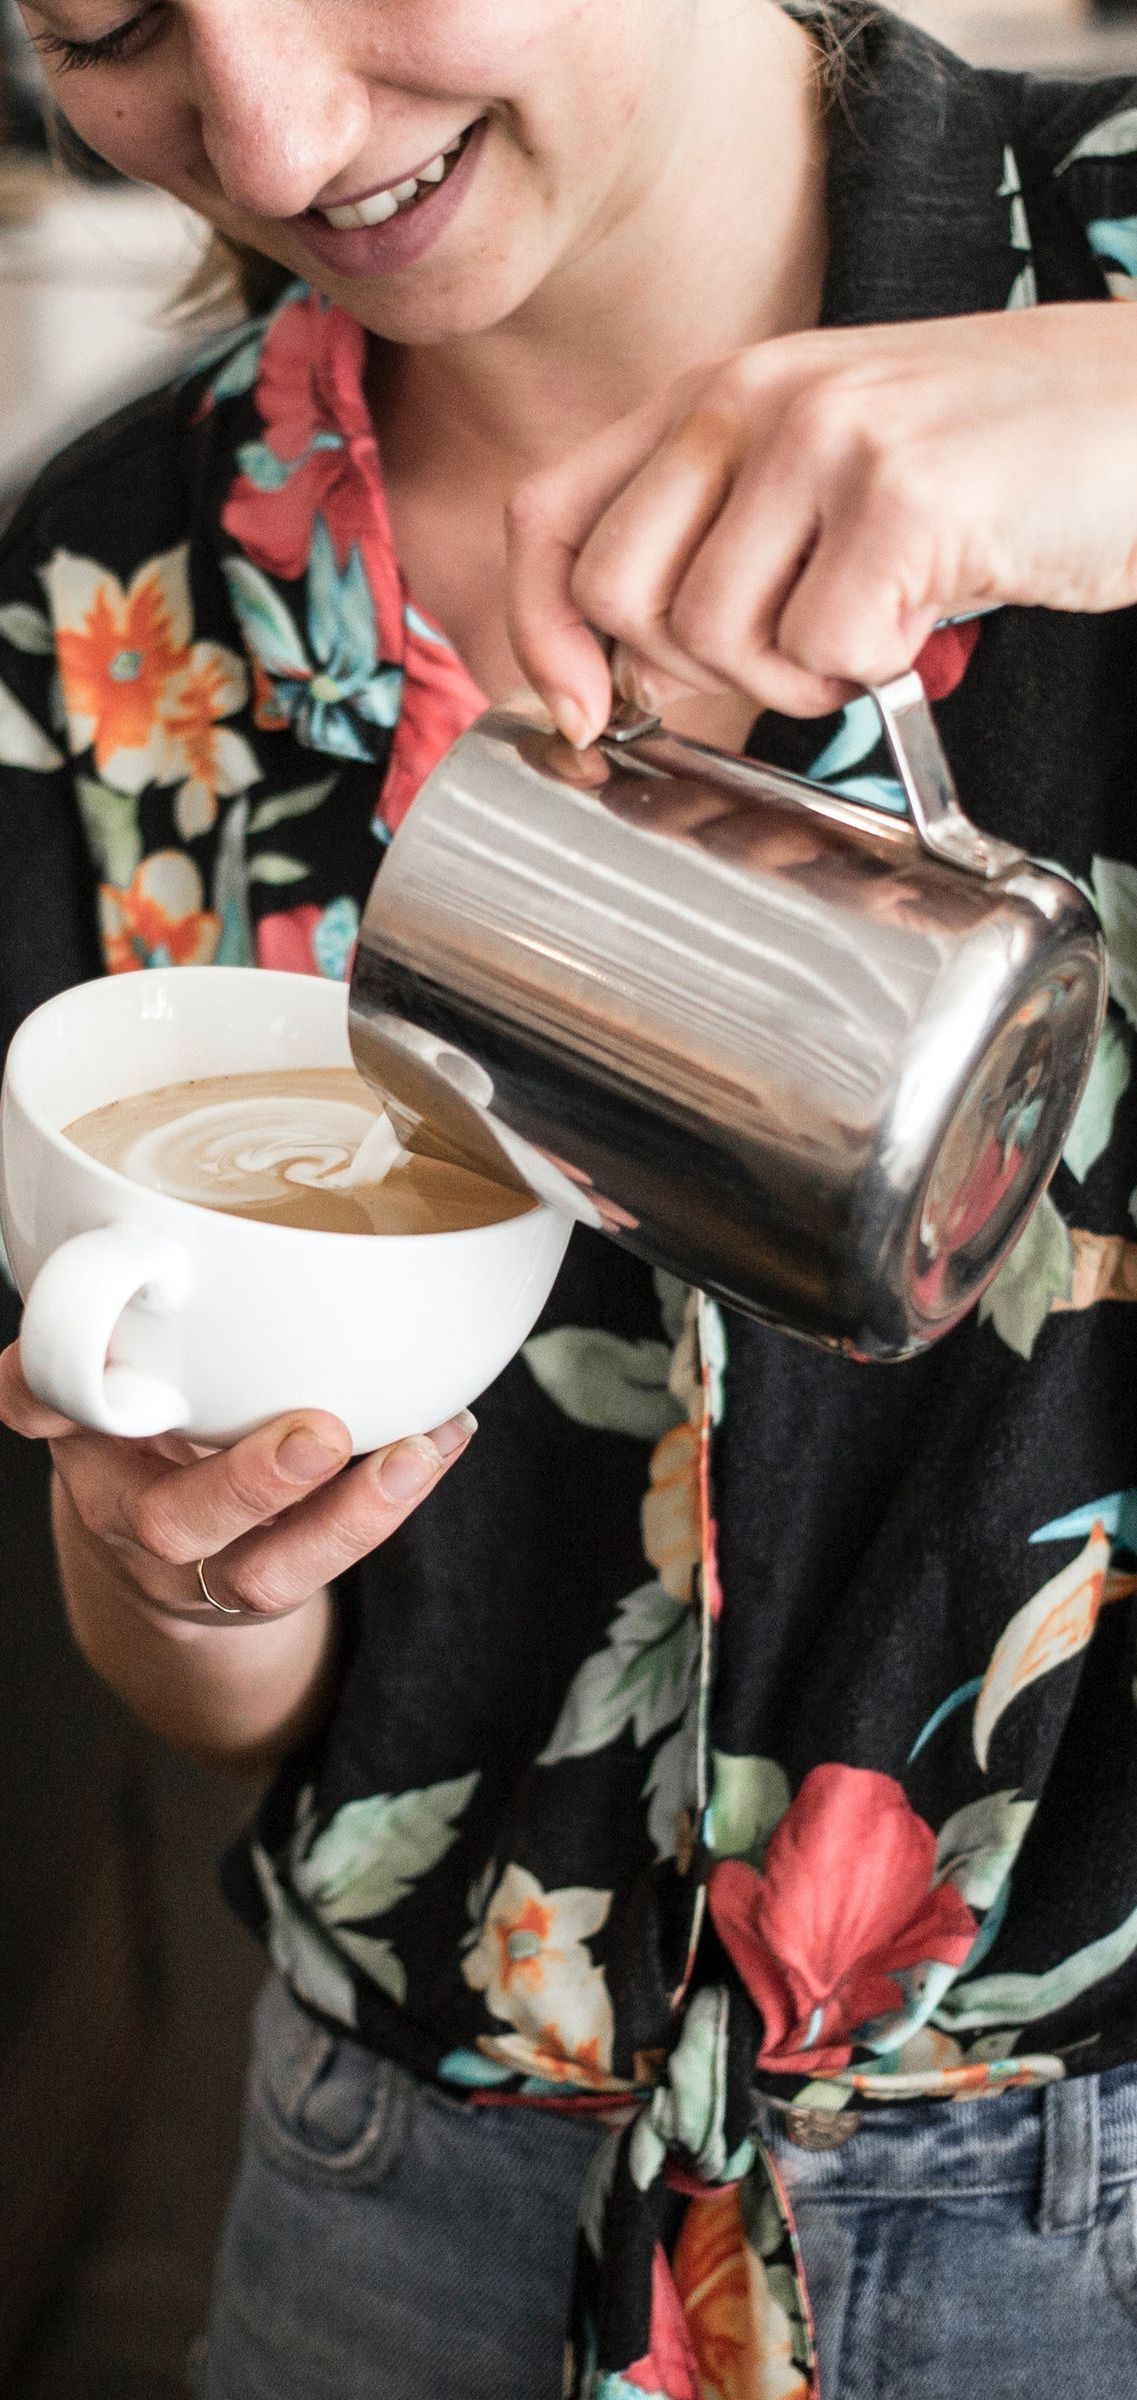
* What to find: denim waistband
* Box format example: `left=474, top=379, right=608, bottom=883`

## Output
left=755, top=2064, right=1137, bottom=2213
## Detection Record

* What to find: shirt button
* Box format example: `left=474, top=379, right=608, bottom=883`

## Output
left=781, top=2107, right=863, bottom=2151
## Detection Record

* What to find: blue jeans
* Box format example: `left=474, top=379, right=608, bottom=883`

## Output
left=193, top=1974, right=1137, bottom=2398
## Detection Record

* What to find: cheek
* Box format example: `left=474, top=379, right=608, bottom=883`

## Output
left=46, top=82, right=199, bottom=192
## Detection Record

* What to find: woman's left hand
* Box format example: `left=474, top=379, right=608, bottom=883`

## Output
left=506, top=300, right=1137, bottom=740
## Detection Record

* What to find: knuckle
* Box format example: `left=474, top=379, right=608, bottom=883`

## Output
left=570, top=554, right=640, bottom=644
left=783, top=374, right=864, bottom=459
left=223, top=1449, right=277, bottom=1519
left=668, top=583, right=730, bottom=670
left=223, top=1556, right=287, bottom=1616
left=132, top=1488, right=196, bottom=1568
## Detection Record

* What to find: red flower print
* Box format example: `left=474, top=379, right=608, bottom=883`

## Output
left=256, top=904, right=324, bottom=976
left=622, top=2246, right=701, bottom=2399
left=222, top=294, right=402, bottom=657
left=708, top=1766, right=977, bottom=2075
left=914, top=616, right=980, bottom=703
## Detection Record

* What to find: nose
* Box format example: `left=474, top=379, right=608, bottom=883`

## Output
left=188, top=0, right=372, bottom=219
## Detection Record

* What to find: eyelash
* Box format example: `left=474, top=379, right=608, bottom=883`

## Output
left=31, top=8, right=160, bottom=72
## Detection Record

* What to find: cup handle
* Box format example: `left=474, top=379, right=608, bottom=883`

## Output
left=19, top=1225, right=194, bottom=1437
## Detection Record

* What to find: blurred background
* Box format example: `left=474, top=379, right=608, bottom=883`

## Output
left=0, top=0, right=1135, bottom=2393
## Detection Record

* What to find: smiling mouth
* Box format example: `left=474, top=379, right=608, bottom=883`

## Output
left=313, top=123, right=480, bottom=230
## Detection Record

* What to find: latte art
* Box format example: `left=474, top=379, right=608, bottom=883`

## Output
left=64, top=1066, right=531, bottom=1237
left=121, top=1095, right=394, bottom=1211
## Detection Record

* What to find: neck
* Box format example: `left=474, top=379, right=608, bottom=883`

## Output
left=374, top=5, right=828, bottom=479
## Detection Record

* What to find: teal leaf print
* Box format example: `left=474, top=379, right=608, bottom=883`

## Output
left=291, top=1773, right=480, bottom=1927
left=908, top=1679, right=983, bottom=1763
left=706, top=1752, right=790, bottom=1865
left=223, top=557, right=310, bottom=679
left=247, top=852, right=309, bottom=885
left=933, top=1792, right=1037, bottom=1912
left=247, top=776, right=336, bottom=835
left=1087, top=215, right=1137, bottom=278
left=0, top=601, right=53, bottom=655
left=251, top=1843, right=358, bottom=2028
left=235, top=438, right=300, bottom=494
left=1063, top=1016, right=1131, bottom=1180
left=205, top=334, right=264, bottom=405
left=0, top=679, right=64, bottom=770
left=212, top=794, right=254, bottom=966
left=809, top=694, right=881, bottom=781
left=825, top=772, right=907, bottom=814
left=1090, top=858, right=1137, bottom=1028
left=1058, top=107, right=1137, bottom=170
left=1032, top=1487, right=1137, bottom=1551
left=699, top=1294, right=727, bottom=1426
left=538, top=1581, right=700, bottom=1766
left=522, top=1327, right=683, bottom=1439
left=75, top=776, right=142, bottom=887
left=313, top=896, right=360, bottom=981
left=977, top=1191, right=1072, bottom=1359
left=936, top=1891, right=1137, bottom=2030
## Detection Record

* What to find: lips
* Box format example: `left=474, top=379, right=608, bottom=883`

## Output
left=293, top=118, right=487, bottom=280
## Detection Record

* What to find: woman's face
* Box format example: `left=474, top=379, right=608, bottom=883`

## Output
left=19, top=0, right=696, bottom=342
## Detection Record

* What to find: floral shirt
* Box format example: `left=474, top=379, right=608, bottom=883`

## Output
left=4, top=11, right=1137, bottom=2394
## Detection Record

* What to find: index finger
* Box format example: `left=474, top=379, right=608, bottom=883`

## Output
left=120, top=1410, right=355, bottom=1570
left=505, top=380, right=689, bottom=747
left=0, top=1341, right=77, bottom=1440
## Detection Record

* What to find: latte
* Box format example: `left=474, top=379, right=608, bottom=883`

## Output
left=64, top=1065, right=531, bottom=1237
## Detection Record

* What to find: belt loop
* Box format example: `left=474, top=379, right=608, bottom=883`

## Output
left=1036, top=2076, right=1100, bottom=2234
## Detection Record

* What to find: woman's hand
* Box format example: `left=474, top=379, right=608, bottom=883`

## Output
left=0, top=1341, right=473, bottom=1625
left=506, top=300, right=1137, bottom=741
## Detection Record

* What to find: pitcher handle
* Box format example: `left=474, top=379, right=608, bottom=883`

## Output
left=870, top=672, right=1023, bottom=882
left=603, top=628, right=1024, bottom=884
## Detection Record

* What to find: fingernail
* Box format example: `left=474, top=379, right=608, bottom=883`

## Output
left=275, top=1427, right=348, bottom=1484
left=379, top=1436, right=442, bottom=1503
left=552, top=696, right=591, bottom=750
left=428, top=1409, right=478, bottom=1459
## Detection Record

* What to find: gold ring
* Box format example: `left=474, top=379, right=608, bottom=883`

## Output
left=196, top=1558, right=243, bottom=1616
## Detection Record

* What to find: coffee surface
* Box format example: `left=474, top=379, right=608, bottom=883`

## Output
left=64, top=1066, right=531, bottom=1236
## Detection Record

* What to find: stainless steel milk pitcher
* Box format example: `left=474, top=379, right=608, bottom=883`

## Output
left=348, top=676, right=1106, bottom=1360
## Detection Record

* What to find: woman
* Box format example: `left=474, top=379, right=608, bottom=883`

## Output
left=2, top=1, right=1137, bottom=2393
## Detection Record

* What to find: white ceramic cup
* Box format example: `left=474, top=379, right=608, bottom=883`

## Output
left=0, top=967, right=571, bottom=1451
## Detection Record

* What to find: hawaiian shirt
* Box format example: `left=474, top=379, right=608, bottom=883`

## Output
left=3, top=10, right=1137, bottom=2394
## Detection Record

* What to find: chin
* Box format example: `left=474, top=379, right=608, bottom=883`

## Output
left=310, top=252, right=553, bottom=348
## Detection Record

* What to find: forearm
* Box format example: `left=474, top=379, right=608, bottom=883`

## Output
left=51, top=1474, right=341, bottom=1776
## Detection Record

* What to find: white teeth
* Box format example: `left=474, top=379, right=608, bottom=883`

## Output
left=318, top=133, right=468, bottom=231
left=355, top=188, right=401, bottom=226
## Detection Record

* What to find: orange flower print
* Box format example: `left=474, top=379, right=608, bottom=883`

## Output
left=643, top=1419, right=701, bottom=1604
left=43, top=547, right=257, bottom=830
left=462, top=1863, right=616, bottom=2077
left=99, top=851, right=221, bottom=974
left=161, top=647, right=260, bottom=839
left=673, top=2187, right=809, bottom=2400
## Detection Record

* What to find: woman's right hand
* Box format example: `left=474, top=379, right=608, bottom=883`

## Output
left=0, top=1339, right=475, bottom=1626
